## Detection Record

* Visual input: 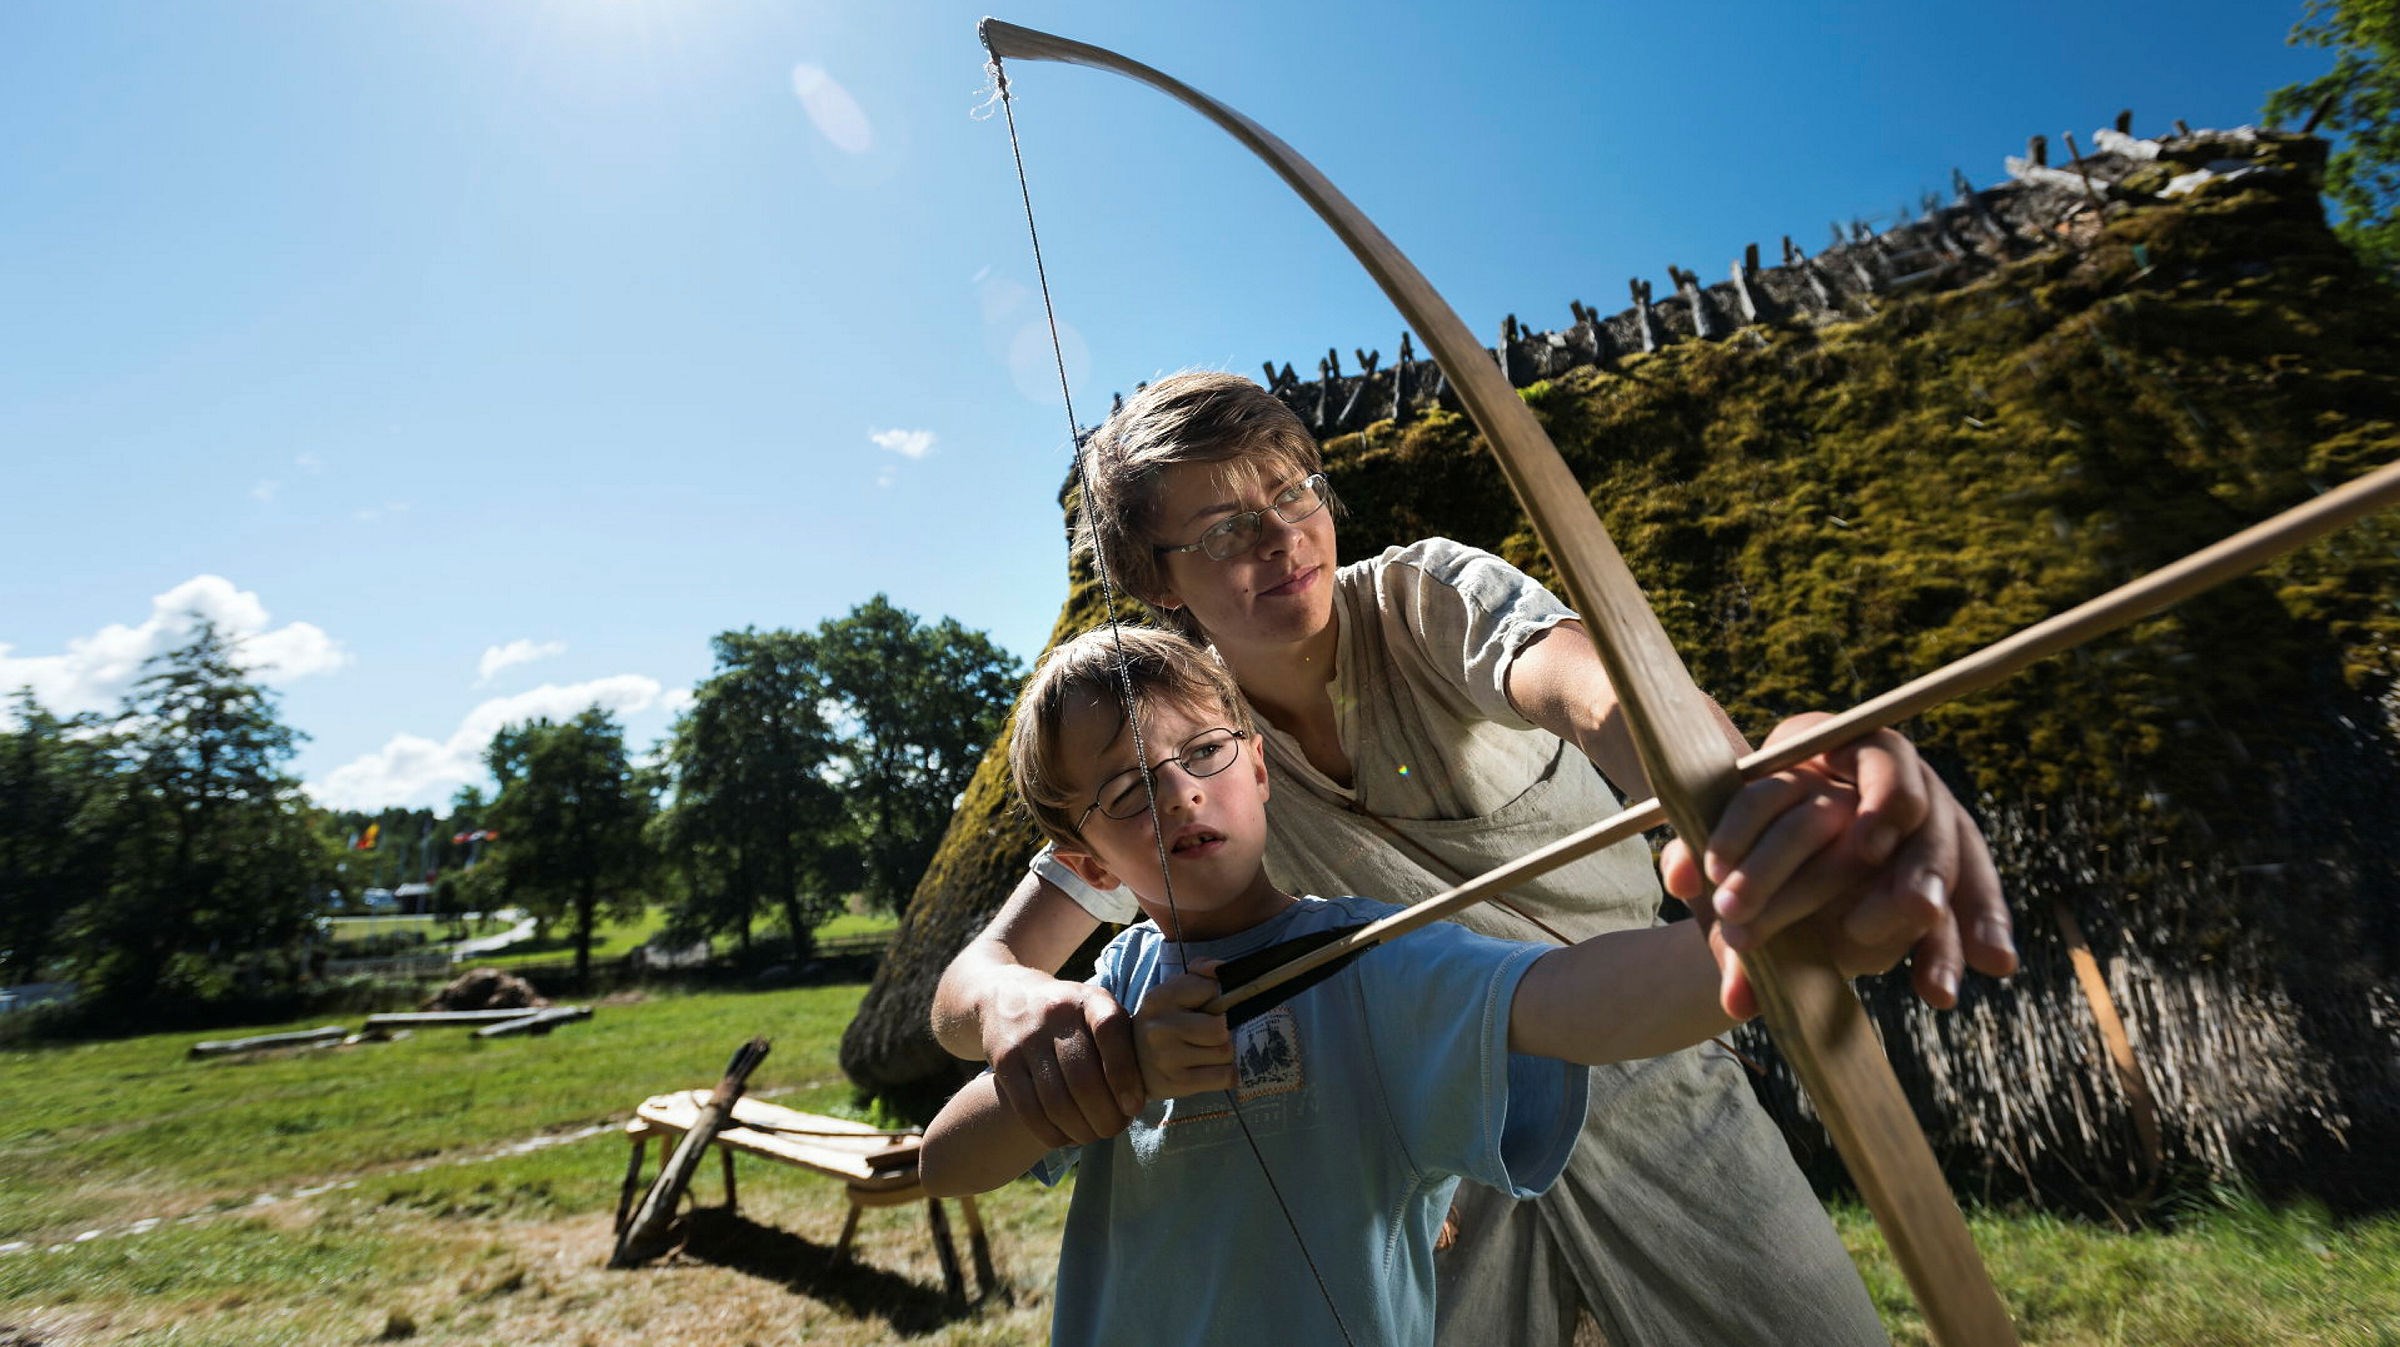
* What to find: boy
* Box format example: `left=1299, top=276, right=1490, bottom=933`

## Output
left=919, top=625, right=1791, bottom=1347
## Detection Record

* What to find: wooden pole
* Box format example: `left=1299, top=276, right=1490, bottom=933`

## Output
left=609, top=1037, right=772, bottom=1267
left=2052, top=901, right=2165, bottom=1184
left=473, top=1005, right=592, bottom=1038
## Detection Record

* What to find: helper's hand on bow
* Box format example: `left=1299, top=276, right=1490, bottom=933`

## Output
left=1658, top=714, right=2018, bottom=1018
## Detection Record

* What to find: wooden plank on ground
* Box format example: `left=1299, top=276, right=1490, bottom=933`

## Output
left=361, top=1009, right=549, bottom=1029
left=189, top=1026, right=347, bottom=1058
left=472, top=1006, right=592, bottom=1038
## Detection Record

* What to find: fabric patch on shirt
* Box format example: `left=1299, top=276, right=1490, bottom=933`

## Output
left=1235, top=1005, right=1304, bottom=1101
left=1161, top=1005, right=1305, bottom=1128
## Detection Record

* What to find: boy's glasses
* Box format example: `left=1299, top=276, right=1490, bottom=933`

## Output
left=1079, top=727, right=1250, bottom=828
left=1155, top=474, right=1330, bottom=562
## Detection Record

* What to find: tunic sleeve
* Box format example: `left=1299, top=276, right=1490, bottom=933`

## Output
left=1030, top=844, right=1143, bottom=926
left=1370, top=538, right=1579, bottom=730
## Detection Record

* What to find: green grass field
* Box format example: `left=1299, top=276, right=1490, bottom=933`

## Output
left=816, top=911, right=900, bottom=944
left=4, top=983, right=2395, bottom=1345
left=495, top=906, right=672, bottom=972
left=321, top=913, right=510, bottom=955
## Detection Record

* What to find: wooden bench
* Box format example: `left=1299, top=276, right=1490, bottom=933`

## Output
left=616, top=1090, right=996, bottom=1301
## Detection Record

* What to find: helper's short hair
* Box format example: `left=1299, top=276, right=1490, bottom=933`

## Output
left=1076, top=371, right=1327, bottom=639
left=1009, top=625, right=1252, bottom=848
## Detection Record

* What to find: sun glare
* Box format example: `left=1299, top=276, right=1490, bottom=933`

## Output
left=791, top=62, right=874, bottom=155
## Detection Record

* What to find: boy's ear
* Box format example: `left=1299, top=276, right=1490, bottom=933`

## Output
left=1053, top=845, right=1125, bottom=894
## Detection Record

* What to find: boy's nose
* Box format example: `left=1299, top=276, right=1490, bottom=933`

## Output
left=1154, top=761, right=1206, bottom=809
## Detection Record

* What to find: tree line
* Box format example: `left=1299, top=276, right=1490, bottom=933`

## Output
left=0, top=595, right=1019, bottom=1026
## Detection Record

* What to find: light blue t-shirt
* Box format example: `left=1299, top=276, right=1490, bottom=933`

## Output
left=1031, top=895, right=1588, bottom=1347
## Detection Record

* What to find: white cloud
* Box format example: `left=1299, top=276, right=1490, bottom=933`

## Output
left=477, top=638, right=567, bottom=685
left=791, top=63, right=873, bottom=155
left=306, top=674, right=667, bottom=811
left=0, top=575, right=349, bottom=721
left=251, top=479, right=281, bottom=503
left=295, top=452, right=324, bottom=474
left=870, top=427, right=936, bottom=460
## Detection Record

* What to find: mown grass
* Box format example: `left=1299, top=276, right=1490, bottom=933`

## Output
left=0, top=982, right=861, bottom=1240
left=501, top=906, right=670, bottom=972
left=818, top=910, right=900, bottom=943
left=0, top=978, right=1064, bottom=1345
left=5, top=987, right=2397, bottom=1344
left=1837, top=1198, right=2400, bottom=1344
left=322, top=912, right=508, bottom=946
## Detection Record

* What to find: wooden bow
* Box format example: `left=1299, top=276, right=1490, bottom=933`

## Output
left=979, top=17, right=2020, bottom=1341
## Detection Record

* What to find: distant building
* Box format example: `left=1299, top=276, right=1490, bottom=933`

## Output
left=0, top=981, right=77, bottom=1015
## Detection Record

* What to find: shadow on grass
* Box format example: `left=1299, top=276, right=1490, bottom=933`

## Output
left=665, top=1207, right=983, bottom=1337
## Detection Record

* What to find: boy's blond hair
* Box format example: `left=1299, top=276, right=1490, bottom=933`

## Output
left=1009, top=625, right=1252, bottom=848
left=1077, top=371, right=1328, bottom=638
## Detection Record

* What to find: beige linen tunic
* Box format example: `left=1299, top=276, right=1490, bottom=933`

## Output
left=1038, top=539, right=1884, bottom=1347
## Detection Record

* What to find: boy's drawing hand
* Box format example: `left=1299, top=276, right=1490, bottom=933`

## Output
left=983, top=972, right=1144, bottom=1148
left=1658, top=714, right=2015, bottom=1017
left=1134, top=960, right=1237, bottom=1101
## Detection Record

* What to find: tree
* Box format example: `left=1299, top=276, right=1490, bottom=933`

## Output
left=654, top=629, right=852, bottom=959
left=485, top=708, right=655, bottom=982
left=813, top=596, right=1021, bottom=912
left=84, top=620, right=328, bottom=1011
left=0, top=691, right=119, bottom=984
left=2268, top=0, right=2400, bottom=277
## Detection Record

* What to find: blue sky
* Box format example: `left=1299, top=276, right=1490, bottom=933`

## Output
left=0, top=1, right=2330, bottom=810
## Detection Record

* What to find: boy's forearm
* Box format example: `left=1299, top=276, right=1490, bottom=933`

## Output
left=1508, top=922, right=1741, bottom=1065
left=920, top=1075, right=1058, bottom=1198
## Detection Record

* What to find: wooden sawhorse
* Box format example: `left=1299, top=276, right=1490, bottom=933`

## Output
left=617, top=1090, right=997, bottom=1302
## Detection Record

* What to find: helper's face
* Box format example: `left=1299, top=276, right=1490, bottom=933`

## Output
left=1146, top=458, right=1339, bottom=653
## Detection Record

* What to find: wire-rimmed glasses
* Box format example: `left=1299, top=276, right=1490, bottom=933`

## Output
left=1077, top=726, right=1250, bottom=830
left=1155, top=474, right=1331, bottom=562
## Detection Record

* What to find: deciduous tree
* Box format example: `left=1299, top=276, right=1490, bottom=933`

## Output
left=485, top=708, right=655, bottom=981
left=655, top=629, right=852, bottom=959
left=0, top=692, right=118, bottom=984
left=2269, top=0, right=2400, bottom=277
left=813, top=596, right=1020, bottom=912
left=85, top=621, right=329, bottom=1011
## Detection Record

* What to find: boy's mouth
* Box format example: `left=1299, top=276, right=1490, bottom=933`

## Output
left=1170, top=828, right=1225, bottom=855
